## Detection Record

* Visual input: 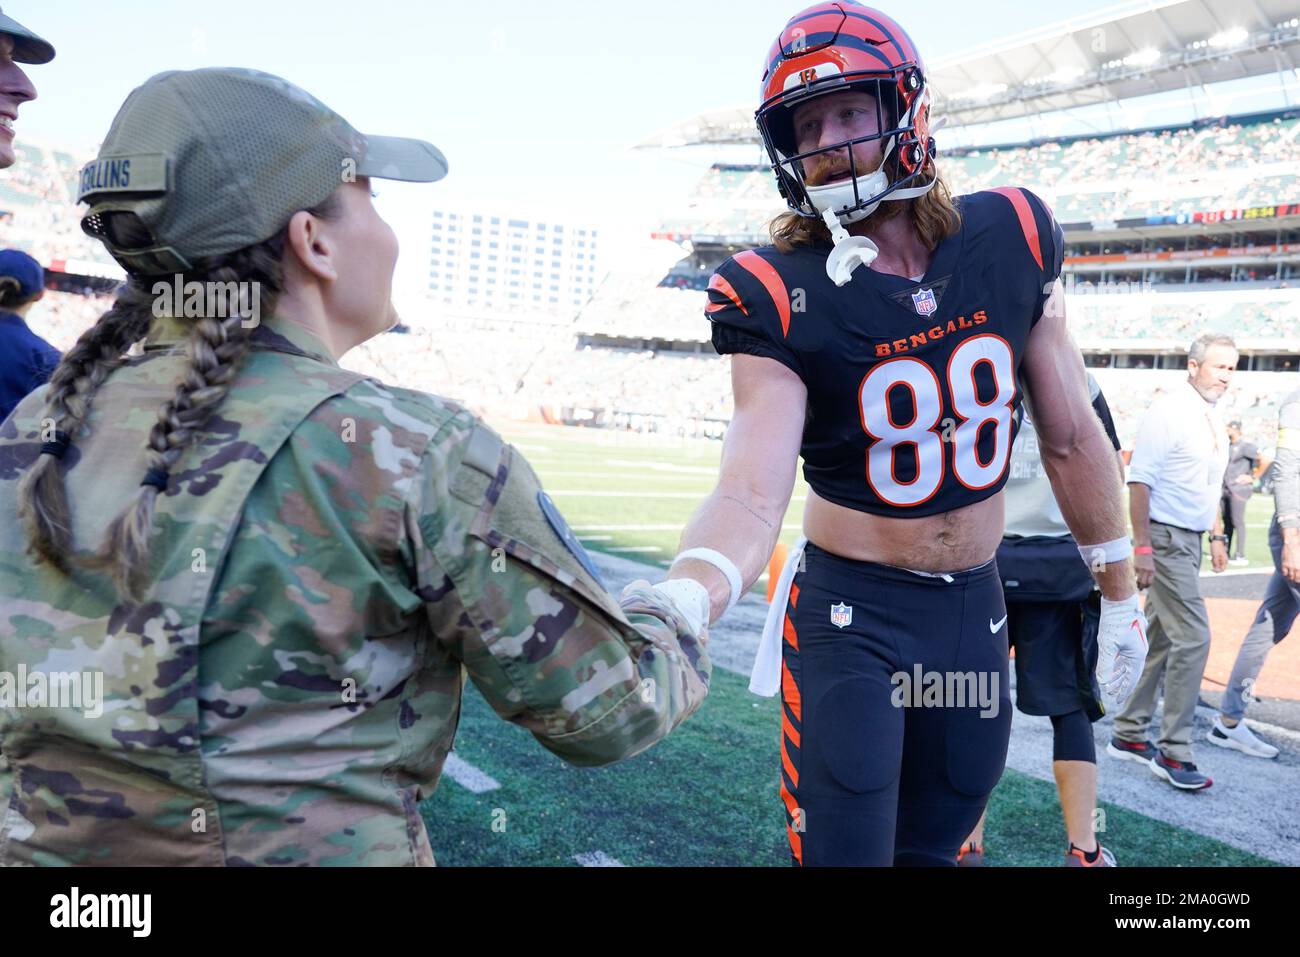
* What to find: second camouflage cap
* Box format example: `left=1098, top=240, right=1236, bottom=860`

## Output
left=77, top=67, right=448, bottom=275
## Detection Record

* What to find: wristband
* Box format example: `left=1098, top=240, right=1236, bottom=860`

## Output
left=673, top=547, right=744, bottom=614
left=1134, top=546, right=1154, bottom=555
left=1078, top=536, right=1132, bottom=567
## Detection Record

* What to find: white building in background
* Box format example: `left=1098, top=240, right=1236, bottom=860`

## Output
left=426, top=210, right=601, bottom=315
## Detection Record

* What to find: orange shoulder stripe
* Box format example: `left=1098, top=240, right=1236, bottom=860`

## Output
left=706, top=272, right=748, bottom=316
left=989, top=186, right=1044, bottom=272
left=734, top=249, right=793, bottom=337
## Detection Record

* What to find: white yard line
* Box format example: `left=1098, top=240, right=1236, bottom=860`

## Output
left=442, top=754, right=500, bottom=794
left=604, top=458, right=720, bottom=474
left=573, top=851, right=626, bottom=867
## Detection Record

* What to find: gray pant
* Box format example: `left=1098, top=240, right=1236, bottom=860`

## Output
left=1113, top=522, right=1212, bottom=763
left=1221, top=516, right=1298, bottom=720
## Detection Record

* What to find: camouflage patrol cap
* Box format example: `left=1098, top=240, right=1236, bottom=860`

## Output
left=76, top=67, right=448, bottom=275
left=0, top=5, right=55, bottom=64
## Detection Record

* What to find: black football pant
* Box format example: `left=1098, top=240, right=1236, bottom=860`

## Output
left=780, top=542, right=1012, bottom=866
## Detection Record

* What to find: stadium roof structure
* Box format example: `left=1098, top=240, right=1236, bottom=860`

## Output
left=929, top=0, right=1300, bottom=127
left=634, top=0, right=1300, bottom=147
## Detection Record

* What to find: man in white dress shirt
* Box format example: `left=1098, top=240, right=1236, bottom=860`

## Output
left=1109, top=334, right=1236, bottom=791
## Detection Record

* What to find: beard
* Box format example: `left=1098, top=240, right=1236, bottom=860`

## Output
left=803, top=151, right=905, bottom=227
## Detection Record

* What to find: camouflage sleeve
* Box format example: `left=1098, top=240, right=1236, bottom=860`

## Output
left=406, top=412, right=711, bottom=767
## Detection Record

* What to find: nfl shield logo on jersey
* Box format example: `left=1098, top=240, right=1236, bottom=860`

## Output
left=911, top=287, right=938, bottom=316
left=830, top=602, right=853, bottom=629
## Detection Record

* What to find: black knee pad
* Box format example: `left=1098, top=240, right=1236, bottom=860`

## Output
left=1051, top=709, right=1095, bottom=763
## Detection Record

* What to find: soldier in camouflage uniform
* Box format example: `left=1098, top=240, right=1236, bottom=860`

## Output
left=0, top=68, right=710, bottom=866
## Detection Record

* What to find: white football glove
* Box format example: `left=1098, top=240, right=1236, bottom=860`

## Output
left=648, top=578, right=712, bottom=639
left=1095, top=594, right=1148, bottom=711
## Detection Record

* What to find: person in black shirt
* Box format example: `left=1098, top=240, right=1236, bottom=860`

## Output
left=1221, top=420, right=1260, bottom=564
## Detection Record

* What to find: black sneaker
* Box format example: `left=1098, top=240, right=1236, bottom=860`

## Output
left=1106, top=737, right=1158, bottom=765
left=1150, top=751, right=1213, bottom=790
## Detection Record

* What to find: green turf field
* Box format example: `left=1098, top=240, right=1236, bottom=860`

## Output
left=418, top=422, right=1282, bottom=866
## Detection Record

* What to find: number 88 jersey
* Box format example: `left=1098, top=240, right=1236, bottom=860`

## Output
left=706, top=188, right=1065, bottom=518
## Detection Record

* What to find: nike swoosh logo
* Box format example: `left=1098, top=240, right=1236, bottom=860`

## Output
left=1130, top=619, right=1147, bottom=645
left=990, top=615, right=1008, bottom=633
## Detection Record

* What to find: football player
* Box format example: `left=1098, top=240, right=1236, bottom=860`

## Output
left=660, top=2, right=1147, bottom=866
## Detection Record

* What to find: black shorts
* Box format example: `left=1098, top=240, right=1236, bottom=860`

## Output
left=779, top=542, right=1013, bottom=867
left=996, top=537, right=1103, bottom=720
left=1006, top=595, right=1102, bottom=719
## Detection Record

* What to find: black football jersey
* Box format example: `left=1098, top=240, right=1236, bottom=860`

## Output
left=707, top=188, right=1065, bottom=518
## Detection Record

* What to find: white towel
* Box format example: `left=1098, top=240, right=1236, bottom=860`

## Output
left=749, top=536, right=808, bottom=697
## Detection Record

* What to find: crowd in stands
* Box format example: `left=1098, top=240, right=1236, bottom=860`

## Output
left=0, top=142, right=126, bottom=269
left=23, top=289, right=117, bottom=352
left=342, top=309, right=733, bottom=439
left=658, top=113, right=1300, bottom=244
left=658, top=166, right=777, bottom=242
left=576, top=278, right=707, bottom=341
left=1068, top=293, right=1300, bottom=342
left=578, top=272, right=1299, bottom=345
left=942, top=114, right=1300, bottom=223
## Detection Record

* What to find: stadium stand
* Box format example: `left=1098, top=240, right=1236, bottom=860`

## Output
left=0, top=141, right=124, bottom=275
left=654, top=110, right=1300, bottom=251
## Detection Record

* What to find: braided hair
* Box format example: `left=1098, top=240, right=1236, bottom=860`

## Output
left=19, top=194, right=341, bottom=602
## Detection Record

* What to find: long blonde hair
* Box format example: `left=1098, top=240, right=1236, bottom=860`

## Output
left=769, top=162, right=962, bottom=254
left=18, top=196, right=339, bottom=603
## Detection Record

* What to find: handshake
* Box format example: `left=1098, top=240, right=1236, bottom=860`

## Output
left=619, top=546, right=746, bottom=639
left=619, top=577, right=712, bottom=639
